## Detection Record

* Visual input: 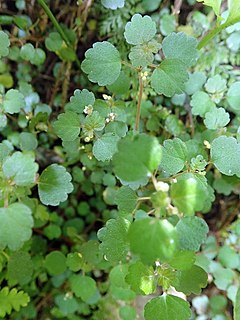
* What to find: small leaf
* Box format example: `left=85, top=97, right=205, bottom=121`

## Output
left=128, top=218, right=178, bottom=264
left=168, top=251, right=196, bottom=271
left=0, top=203, right=33, bottom=251
left=203, top=107, right=230, bottom=130
left=19, top=132, right=38, bottom=151
left=227, top=81, right=240, bottom=111
left=3, top=152, right=38, bottom=186
left=129, top=40, right=161, bottom=67
left=0, top=31, right=10, bottom=58
left=53, top=111, right=80, bottom=141
left=65, top=89, right=95, bottom=113
left=81, top=41, right=122, bottom=86
left=38, top=164, right=73, bottom=206
left=98, top=217, right=130, bottom=263
left=151, top=59, right=188, bottom=97
left=211, top=136, right=240, bottom=176
left=70, top=275, right=97, bottom=301
left=115, top=186, right=138, bottom=212
left=3, top=89, right=25, bottom=114
left=125, top=261, right=156, bottom=295
left=45, top=251, right=67, bottom=275
left=173, top=265, right=208, bottom=295
left=176, top=216, right=209, bottom=251
left=20, top=43, right=35, bottom=60
left=144, top=295, right=191, bottom=320
left=113, top=134, right=162, bottom=186
left=0, top=287, right=30, bottom=318
left=160, top=138, right=188, bottom=175
left=8, top=251, right=33, bottom=285
left=162, top=32, right=198, bottom=66
left=124, top=14, right=156, bottom=45
left=101, top=0, right=125, bottom=10
left=93, top=133, right=120, bottom=161
left=190, top=91, right=215, bottom=117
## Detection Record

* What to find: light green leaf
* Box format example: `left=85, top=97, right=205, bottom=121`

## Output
left=119, top=306, right=136, bottom=320
left=38, top=164, right=73, bottom=206
left=226, top=0, right=240, bottom=25
left=204, top=107, right=230, bottom=130
left=98, top=217, right=130, bottom=263
left=190, top=91, right=215, bottom=117
left=129, top=40, right=161, bottom=67
left=170, top=173, right=214, bottom=215
left=227, top=81, right=240, bottom=111
left=173, top=265, right=208, bottom=295
left=0, top=287, right=30, bottom=318
left=8, top=251, right=33, bottom=285
left=211, top=136, right=240, bottom=176
left=3, top=152, right=38, bottom=186
left=115, top=186, right=138, bottom=212
left=53, top=111, right=80, bottom=141
left=70, top=275, right=96, bottom=301
left=162, top=32, right=198, bottom=66
left=45, top=251, right=67, bottom=275
left=197, top=0, right=222, bottom=17
left=19, top=132, right=38, bottom=151
left=55, top=294, right=78, bottom=316
left=93, top=133, right=120, bottom=161
left=168, top=251, right=196, bottom=271
left=205, top=75, right=227, bottom=93
left=218, top=245, right=240, bottom=269
left=144, top=295, right=191, bottom=320
left=125, top=261, right=156, bottom=295
left=101, top=0, right=124, bottom=9
left=20, top=43, right=35, bottom=61
left=3, top=89, right=25, bottom=114
left=176, top=216, right=209, bottom=251
left=151, top=59, right=188, bottom=97
left=184, top=72, right=206, bottom=95
left=81, top=41, right=122, bottom=86
left=65, top=89, right=95, bottom=113
left=0, top=203, right=33, bottom=251
left=128, top=218, right=178, bottom=264
left=160, top=14, right=176, bottom=36
left=234, top=287, right=240, bottom=320
left=124, top=14, right=156, bottom=45
left=160, top=138, right=188, bottom=175
left=66, top=252, right=83, bottom=272
left=142, top=0, right=162, bottom=12
left=83, top=111, right=105, bottom=135
left=0, top=31, right=10, bottom=58
left=113, top=134, right=162, bottom=186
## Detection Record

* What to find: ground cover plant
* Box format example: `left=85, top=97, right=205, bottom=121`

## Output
left=0, top=0, right=240, bottom=319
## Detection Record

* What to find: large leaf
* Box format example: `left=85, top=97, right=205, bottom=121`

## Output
left=0, top=287, right=30, bottom=318
left=113, top=134, right=162, bottom=186
left=128, top=218, right=178, bottom=264
left=124, top=14, right=156, bottom=45
left=0, top=203, right=33, bottom=251
left=81, top=41, right=121, bottom=86
left=151, top=59, right=188, bottom=97
left=144, top=295, right=191, bottom=320
left=211, top=136, right=240, bottom=176
left=38, top=164, right=73, bottom=206
left=98, top=217, right=130, bottom=263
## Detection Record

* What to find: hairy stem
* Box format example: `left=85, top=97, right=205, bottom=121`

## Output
left=135, top=74, right=143, bottom=131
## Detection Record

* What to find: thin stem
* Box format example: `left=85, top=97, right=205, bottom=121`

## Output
left=138, top=197, right=151, bottom=201
left=135, top=74, right=143, bottom=131
left=121, top=60, right=138, bottom=71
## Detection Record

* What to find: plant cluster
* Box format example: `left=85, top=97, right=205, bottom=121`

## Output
left=0, top=0, right=239, bottom=319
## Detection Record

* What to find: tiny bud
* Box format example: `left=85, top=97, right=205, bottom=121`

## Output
left=155, top=181, right=169, bottom=192
left=204, top=140, right=211, bottom=149
left=84, top=136, right=91, bottom=142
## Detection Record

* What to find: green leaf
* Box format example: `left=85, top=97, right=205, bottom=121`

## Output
left=0, top=31, right=10, bottom=58
left=70, top=275, right=97, bottom=301
left=156, top=264, right=177, bottom=290
left=125, top=261, right=156, bottom=295
left=115, top=186, right=138, bottom=212
left=144, top=295, right=191, bottom=320
left=0, top=287, right=30, bottom=318
left=0, top=203, right=33, bottom=251
left=3, top=89, right=25, bottom=114
left=8, top=251, right=33, bottom=285
left=226, top=0, right=240, bottom=25
left=205, top=75, right=227, bottom=94
left=3, top=152, right=38, bottom=186
left=97, top=217, right=130, bottom=263
left=218, top=245, right=240, bottom=269
left=66, top=252, right=83, bottom=272
left=124, top=14, right=156, bottom=45
left=38, top=164, right=73, bottom=206
left=190, top=91, right=215, bottom=117
left=81, top=41, right=122, bottom=86
left=211, top=136, right=240, bottom=176
left=45, top=251, right=67, bottom=275
left=203, top=107, right=230, bottom=130
left=173, top=265, right=208, bottom=295
left=160, top=138, right=188, bottom=175
left=83, top=111, right=105, bottom=135
left=101, top=0, right=124, bottom=9
left=160, top=14, right=176, bottom=36
left=113, top=134, right=162, bottom=186
left=129, top=40, right=161, bottom=67
left=54, top=294, right=78, bottom=316
left=65, top=89, right=95, bottom=113
left=151, top=59, right=189, bottom=97
left=227, top=81, right=240, bottom=111
left=197, top=0, right=222, bottom=17
left=170, top=173, right=214, bottom=215
left=184, top=72, right=206, bottom=95
left=162, top=32, right=198, bottom=67
left=119, top=306, right=136, bottom=320
left=168, top=251, right=196, bottom=271
left=20, top=43, right=35, bottom=61
left=19, top=132, right=38, bottom=151
left=176, top=216, right=209, bottom=251
left=142, top=0, right=162, bottom=12
left=45, top=32, right=63, bottom=51
left=93, top=133, right=120, bottom=161
left=234, top=287, right=240, bottom=320
left=107, top=71, right=130, bottom=95
left=53, top=111, right=80, bottom=141
left=128, top=218, right=178, bottom=264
